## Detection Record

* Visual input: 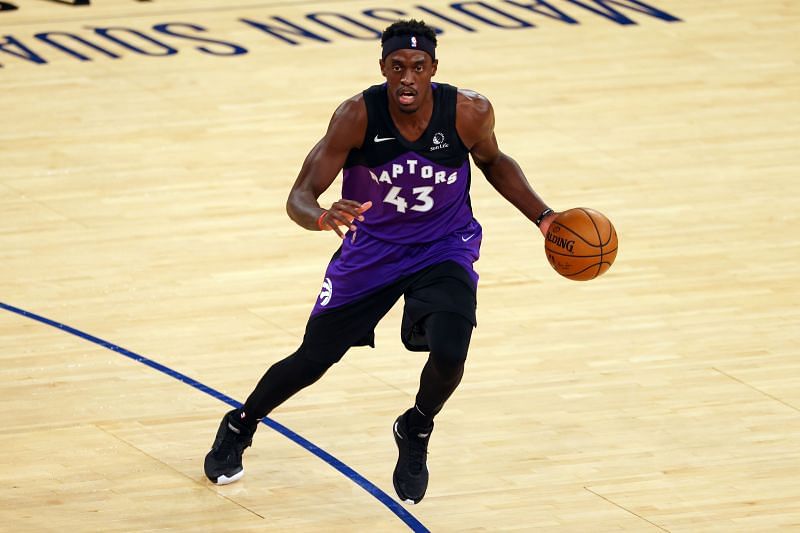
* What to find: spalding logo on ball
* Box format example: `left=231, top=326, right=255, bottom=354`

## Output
left=545, top=207, right=618, bottom=281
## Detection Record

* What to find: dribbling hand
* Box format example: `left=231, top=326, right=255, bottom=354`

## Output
left=537, top=211, right=558, bottom=237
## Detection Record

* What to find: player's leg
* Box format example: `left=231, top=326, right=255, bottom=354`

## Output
left=393, top=311, right=473, bottom=503
left=238, top=315, right=367, bottom=425
left=204, top=278, right=405, bottom=485
left=411, top=311, right=473, bottom=424
left=203, top=324, right=356, bottom=485
left=393, top=261, right=477, bottom=503
left=203, top=327, right=354, bottom=484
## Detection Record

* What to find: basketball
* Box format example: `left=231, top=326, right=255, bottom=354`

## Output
left=544, top=207, right=618, bottom=281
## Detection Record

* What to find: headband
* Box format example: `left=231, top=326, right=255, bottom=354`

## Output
left=381, top=34, right=436, bottom=61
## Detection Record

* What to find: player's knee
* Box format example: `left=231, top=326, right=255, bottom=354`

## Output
left=430, top=348, right=467, bottom=378
left=293, top=341, right=347, bottom=372
left=268, top=349, right=328, bottom=389
left=426, top=312, right=472, bottom=372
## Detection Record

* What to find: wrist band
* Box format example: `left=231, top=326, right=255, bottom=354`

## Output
left=534, top=208, right=553, bottom=227
left=316, top=210, right=329, bottom=231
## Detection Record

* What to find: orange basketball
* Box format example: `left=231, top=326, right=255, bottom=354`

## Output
left=544, top=207, right=618, bottom=281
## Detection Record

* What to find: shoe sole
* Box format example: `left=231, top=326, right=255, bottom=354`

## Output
left=211, top=468, right=244, bottom=485
left=393, top=478, right=422, bottom=505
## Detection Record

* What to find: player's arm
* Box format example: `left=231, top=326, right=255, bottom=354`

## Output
left=286, top=94, right=373, bottom=239
left=456, top=90, right=557, bottom=235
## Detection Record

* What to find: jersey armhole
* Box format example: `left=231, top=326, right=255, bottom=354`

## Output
left=361, top=84, right=385, bottom=147
left=344, top=85, right=381, bottom=168
left=447, top=85, right=469, bottom=154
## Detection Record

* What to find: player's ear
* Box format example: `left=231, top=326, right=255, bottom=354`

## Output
left=431, top=59, right=438, bottom=77
left=379, top=58, right=387, bottom=78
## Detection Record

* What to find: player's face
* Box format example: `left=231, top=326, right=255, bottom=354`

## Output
left=380, top=50, right=438, bottom=114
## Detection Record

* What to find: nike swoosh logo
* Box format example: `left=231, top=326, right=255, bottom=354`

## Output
left=374, top=134, right=395, bottom=143
left=461, top=234, right=476, bottom=242
left=394, top=421, right=403, bottom=440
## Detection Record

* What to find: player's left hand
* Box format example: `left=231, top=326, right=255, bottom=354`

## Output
left=538, top=211, right=558, bottom=237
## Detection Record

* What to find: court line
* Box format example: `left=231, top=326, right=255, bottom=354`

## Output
left=0, top=300, right=429, bottom=533
left=95, top=424, right=266, bottom=519
left=712, top=367, right=799, bottom=413
left=584, top=487, right=671, bottom=532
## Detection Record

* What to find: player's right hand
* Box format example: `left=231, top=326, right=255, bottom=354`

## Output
left=318, top=200, right=373, bottom=239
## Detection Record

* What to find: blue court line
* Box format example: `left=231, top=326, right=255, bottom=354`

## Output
left=0, top=301, right=429, bottom=533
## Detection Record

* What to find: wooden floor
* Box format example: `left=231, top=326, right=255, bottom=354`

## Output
left=2, top=0, right=799, bottom=530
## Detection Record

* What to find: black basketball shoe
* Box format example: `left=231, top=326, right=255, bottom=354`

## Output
left=204, top=409, right=256, bottom=485
left=392, top=408, right=434, bottom=504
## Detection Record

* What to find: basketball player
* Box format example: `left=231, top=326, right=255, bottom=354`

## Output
left=204, top=19, right=557, bottom=504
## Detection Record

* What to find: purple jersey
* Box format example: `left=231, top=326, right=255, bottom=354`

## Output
left=311, top=83, right=481, bottom=316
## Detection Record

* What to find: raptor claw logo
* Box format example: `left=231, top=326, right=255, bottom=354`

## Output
left=319, top=277, right=333, bottom=306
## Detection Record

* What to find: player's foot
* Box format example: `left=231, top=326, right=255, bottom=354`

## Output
left=204, top=409, right=256, bottom=485
left=392, top=408, right=434, bottom=504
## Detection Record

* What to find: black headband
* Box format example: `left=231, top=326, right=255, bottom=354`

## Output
left=381, top=34, right=436, bottom=61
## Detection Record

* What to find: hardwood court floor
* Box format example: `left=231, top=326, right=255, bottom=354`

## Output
left=1, top=0, right=799, bottom=531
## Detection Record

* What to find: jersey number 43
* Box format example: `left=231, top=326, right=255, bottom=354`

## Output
left=383, top=186, right=434, bottom=213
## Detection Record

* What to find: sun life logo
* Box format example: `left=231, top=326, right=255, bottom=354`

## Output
left=430, top=132, right=449, bottom=151
left=319, top=277, right=333, bottom=306
left=411, top=36, right=417, bottom=48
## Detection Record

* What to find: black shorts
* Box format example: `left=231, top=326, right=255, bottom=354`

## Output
left=301, top=260, right=477, bottom=356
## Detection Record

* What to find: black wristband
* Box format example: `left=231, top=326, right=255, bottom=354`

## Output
left=534, top=208, right=554, bottom=227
